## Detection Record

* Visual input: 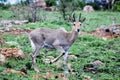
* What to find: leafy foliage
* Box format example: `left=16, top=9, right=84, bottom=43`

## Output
left=0, top=3, right=11, bottom=10
left=86, top=2, right=100, bottom=10
left=58, top=0, right=85, bottom=20
left=45, top=0, right=56, bottom=7
left=0, top=10, right=120, bottom=80
left=113, top=1, right=120, bottom=11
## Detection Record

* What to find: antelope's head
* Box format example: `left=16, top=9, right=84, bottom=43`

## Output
left=70, top=13, right=86, bottom=32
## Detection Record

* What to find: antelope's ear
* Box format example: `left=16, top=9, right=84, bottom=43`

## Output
left=79, top=18, right=86, bottom=23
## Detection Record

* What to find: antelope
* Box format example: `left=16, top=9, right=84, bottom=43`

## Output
left=28, top=13, right=86, bottom=72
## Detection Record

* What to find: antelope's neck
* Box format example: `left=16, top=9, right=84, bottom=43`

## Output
left=67, top=28, right=79, bottom=45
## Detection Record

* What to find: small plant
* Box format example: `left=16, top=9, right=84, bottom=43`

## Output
left=0, top=9, right=120, bottom=80
left=45, top=0, right=56, bottom=7
left=0, top=3, right=11, bottom=10
left=113, top=1, right=120, bottom=11
left=58, top=0, right=84, bottom=20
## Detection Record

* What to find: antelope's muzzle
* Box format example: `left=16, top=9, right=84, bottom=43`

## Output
left=77, top=29, right=80, bottom=32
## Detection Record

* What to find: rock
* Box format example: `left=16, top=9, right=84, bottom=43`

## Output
left=68, top=54, right=77, bottom=60
left=67, top=63, right=74, bottom=72
left=43, top=56, right=54, bottom=64
left=20, top=66, right=28, bottom=74
left=46, top=72, right=55, bottom=79
left=33, top=74, right=45, bottom=79
left=44, top=7, right=52, bottom=11
left=1, top=48, right=25, bottom=59
left=82, top=75, right=93, bottom=80
left=84, top=60, right=103, bottom=73
left=89, top=24, right=120, bottom=39
left=62, top=77, right=69, bottom=80
left=0, top=38, right=4, bottom=46
left=5, top=41, right=20, bottom=48
left=12, top=20, right=28, bottom=25
left=53, top=60, right=63, bottom=68
left=2, top=69, right=26, bottom=76
left=0, top=54, right=6, bottom=65
left=0, top=20, right=29, bottom=27
left=14, top=49, right=25, bottom=58
left=44, top=59, right=51, bottom=64
left=83, top=5, right=94, bottom=13
left=89, top=60, right=103, bottom=67
left=58, top=73, right=64, bottom=79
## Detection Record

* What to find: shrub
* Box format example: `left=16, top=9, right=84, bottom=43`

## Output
left=86, top=2, right=100, bottom=10
left=45, top=0, right=56, bottom=7
left=0, top=3, right=11, bottom=10
left=113, top=1, right=120, bottom=11
left=58, top=0, right=85, bottom=20
left=76, top=0, right=86, bottom=9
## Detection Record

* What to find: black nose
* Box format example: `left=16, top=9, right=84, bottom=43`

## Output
left=77, top=29, right=80, bottom=32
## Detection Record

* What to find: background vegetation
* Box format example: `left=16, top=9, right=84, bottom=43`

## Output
left=0, top=0, right=120, bottom=80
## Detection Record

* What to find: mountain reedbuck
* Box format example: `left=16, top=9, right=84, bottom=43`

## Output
left=28, top=13, right=86, bottom=72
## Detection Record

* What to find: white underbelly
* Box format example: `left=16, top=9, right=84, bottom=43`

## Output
left=29, top=38, right=36, bottom=50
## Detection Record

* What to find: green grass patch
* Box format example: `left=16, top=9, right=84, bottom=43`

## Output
left=0, top=10, right=120, bottom=80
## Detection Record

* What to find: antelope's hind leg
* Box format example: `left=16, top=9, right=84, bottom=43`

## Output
left=29, top=34, right=44, bottom=72
left=31, top=46, right=43, bottom=72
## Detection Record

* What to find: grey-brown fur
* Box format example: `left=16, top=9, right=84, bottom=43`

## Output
left=28, top=13, right=85, bottom=72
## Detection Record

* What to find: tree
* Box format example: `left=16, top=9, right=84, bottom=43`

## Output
left=58, top=0, right=82, bottom=20
left=106, top=0, right=116, bottom=10
left=0, top=0, right=7, bottom=2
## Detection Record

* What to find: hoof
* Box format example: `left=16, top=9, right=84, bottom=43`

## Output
left=50, top=60, right=55, bottom=64
left=34, top=68, right=39, bottom=72
left=49, top=61, right=52, bottom=64
left=50, top=59, right=57, bottom=63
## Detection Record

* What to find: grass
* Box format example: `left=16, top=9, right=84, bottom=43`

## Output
left=0, top=9, right=120, bottom=80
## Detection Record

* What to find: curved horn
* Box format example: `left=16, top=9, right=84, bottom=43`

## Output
left=79, top=13, right=81, bottom=21
left=73, top=13, right=75, bottom=22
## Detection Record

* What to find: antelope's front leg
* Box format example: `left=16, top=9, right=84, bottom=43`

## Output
left=63, top=51, right=70, bottom=74
left=63, top=51, right=69, bottom=64
left=50, top=46, right=65, bottom=63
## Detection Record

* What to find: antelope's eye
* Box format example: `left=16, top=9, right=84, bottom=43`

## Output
left=73, top=23, right=75, bottom=26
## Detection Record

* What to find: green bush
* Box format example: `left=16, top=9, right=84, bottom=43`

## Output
left=0, top=3, right=11, bottom=10
left=57, top=0, right=86, bottom=20
left=76, top=0, right=86, bottom=9
left=86, top=2, right=100, bottom=10
left=45, top=0, right=56, bottom=7
left=113, top=1, right=120, bottom=11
